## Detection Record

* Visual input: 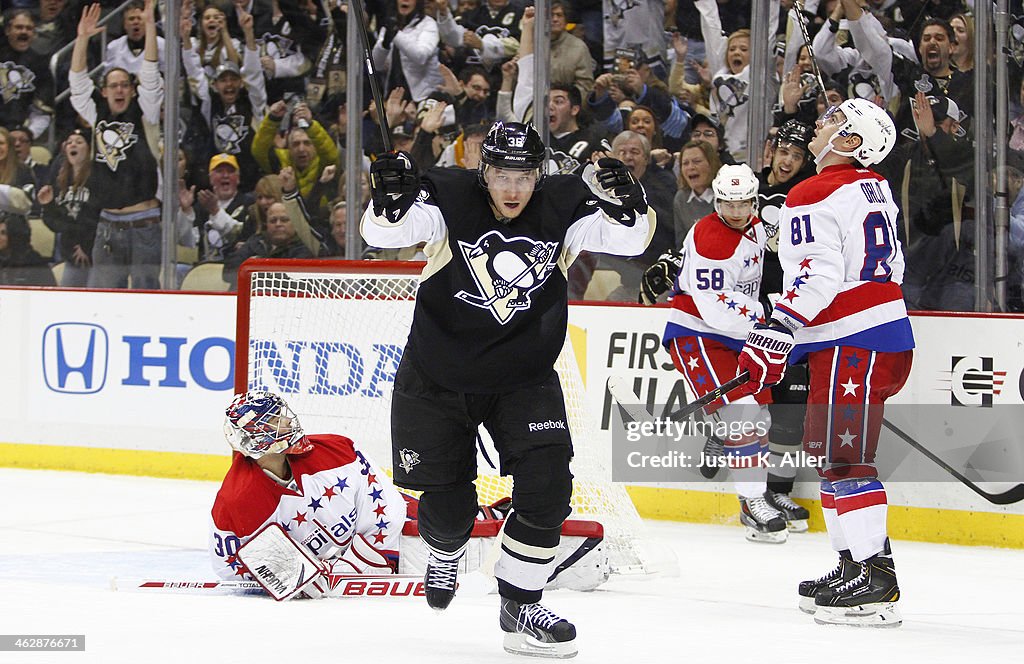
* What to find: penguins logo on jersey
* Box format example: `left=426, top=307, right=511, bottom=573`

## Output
left=455, top=230, right=559, bottom=324
left=214, top=114, right=250, bottom=153
left=398, top=449, right=420, bottom=473
left=466, top=26, right=511, bottom=65
left=94, top=120, right=138, bottom=171
left=258, top=33, right=297, bottom=60
left=712, top=74, right=749, bottom=118
left=0, top=62, right=36, bottom=103
left=549, top=149, right=581, bottom=176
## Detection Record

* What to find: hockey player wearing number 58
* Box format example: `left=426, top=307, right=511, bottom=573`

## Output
left=360, top=121, right=653, bottom=658
left=643, top=163, right=791, bottom=544
left=738, top=99, right=915, bottom=628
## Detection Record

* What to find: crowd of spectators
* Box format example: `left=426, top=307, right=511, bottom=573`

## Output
left=0, top=0, right=1021, bottom=311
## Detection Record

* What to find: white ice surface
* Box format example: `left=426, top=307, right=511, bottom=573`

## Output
left=1, top=469, right=1022, bottom=664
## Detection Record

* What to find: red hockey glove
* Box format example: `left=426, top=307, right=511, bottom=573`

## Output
left=738, top=322, right=795, bottom=394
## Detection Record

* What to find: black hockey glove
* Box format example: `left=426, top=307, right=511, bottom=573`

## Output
left=595, top=157, right=648, bottom=214
left=639, top=249, right=684, bottom=305
left=370, top=151, right=420, bottom=222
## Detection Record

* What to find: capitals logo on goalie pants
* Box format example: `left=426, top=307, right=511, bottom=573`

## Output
left=804, top=346, right=912, bottom=562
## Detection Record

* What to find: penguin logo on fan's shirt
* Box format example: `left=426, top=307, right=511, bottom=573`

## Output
left=455, top=230, right=559, bottom=324
left=94, top=120, right=138, bottom=171
left=213, top=113, right=250, bottom=153
left=0, top=62, right=36, bottom=102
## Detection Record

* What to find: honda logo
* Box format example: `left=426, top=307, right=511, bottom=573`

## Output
left=42, top=323, right=109, bottom=394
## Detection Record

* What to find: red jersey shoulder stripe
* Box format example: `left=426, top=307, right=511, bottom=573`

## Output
left=692, top=214, right=755, bottom=261
left=786, top=164, right=885, bottom=208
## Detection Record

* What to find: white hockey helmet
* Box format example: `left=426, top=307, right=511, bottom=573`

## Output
left=815, top=98, right=896, bottom=167
left=712, top=163, right=759, bottom=221
left=223, top=391, right=310, bottom=459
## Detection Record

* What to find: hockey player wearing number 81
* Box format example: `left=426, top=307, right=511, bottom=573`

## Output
left=361, top=121, right=653, bottom=659
left=738, top=98, right=915, bottom=628
left=648, top=163, right=788, bottom=543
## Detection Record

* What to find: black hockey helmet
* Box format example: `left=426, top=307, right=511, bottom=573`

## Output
left=774, top=119, right=814, bottom=153
left=478, top=121, right=547, bottom=190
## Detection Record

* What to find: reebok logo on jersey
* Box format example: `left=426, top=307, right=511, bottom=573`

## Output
left=528, top=419, right=567, bottom=432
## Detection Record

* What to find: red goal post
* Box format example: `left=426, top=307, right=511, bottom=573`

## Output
left=235, top=258, right=655, bottom=574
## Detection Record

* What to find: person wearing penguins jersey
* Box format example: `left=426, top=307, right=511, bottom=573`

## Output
left=69, top=1, right=163, bottom=289
left=361, top=122, right=652, bottom=658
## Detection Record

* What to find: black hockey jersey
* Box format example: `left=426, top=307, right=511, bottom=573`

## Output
left=89, top=100, right=159, bottom=210
left=361, top=167, right=653, bottom=392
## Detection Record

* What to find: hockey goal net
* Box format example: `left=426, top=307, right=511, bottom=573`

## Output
left=235, top=259, right=653, bottom=574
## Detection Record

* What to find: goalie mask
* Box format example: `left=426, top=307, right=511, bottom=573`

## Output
left=224, top=391, right=311, bottom=459
left=814, top=98, right=896, bottom=167
left=712, top=164, right=759, bottom=229
left=478, top=121, right=547, bottom=191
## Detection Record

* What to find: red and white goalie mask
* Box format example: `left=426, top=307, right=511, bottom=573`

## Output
left=223, top=391, right=312, bottom=459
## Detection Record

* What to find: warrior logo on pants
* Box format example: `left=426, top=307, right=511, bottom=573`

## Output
left=455, top=230, right=558, bottom=324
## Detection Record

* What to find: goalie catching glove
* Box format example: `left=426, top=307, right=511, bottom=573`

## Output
left=584, top=158, right=648, bottom=214
left=639, top=249, right=684, bottom=305
left=369, top=151, right=420, bottom=222
left=738, top=321, right=795, bottom=394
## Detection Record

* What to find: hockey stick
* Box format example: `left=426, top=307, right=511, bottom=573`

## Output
left=607, top=372, right=751, bottom=423
left=793, top=1, right=828, bottom=97
left=350, top=0, right=392, bottom=151
left=881, top=419, right=1024, bottom=505
left=113, top=574, right=492, bottom=597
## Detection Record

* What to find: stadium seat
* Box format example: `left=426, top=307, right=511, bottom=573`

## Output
left=28, top=217, right=55, bottom=260
left=584, top=269, right=622, bottom=301
left=50, top=261, right=64, bottom=284
left=181, top=263, right=230, bottom=292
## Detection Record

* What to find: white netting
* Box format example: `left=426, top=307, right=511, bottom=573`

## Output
left=241, top=263, right=651, bottom=574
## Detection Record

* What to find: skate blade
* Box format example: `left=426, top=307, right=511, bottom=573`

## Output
left=503, top=633, right=578, bottom=659
left=744, top=527, right=788, bottom=544
left=813, top=602, right=902, bottom=628
left=798, top=596, right=817, bottom=614
left=786, top=519, right=809, bottom=533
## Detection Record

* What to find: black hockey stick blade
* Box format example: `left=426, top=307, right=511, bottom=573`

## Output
left=665, top=371, right=751, bottom=422
left=607, top=373, right=752, bottom=424
left=882, top=419, right=1024, bottom=505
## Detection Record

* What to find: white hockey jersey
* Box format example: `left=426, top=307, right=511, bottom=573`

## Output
left=664, top=212, right=768, bottom=351
left=210, top=435, right=406, bottom=580
left=771, top=164, right=915, bottom=359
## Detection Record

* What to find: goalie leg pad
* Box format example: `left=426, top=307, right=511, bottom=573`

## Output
left=237, top=523, right=325, bottom=601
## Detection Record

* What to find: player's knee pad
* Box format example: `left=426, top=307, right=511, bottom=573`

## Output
left=508, top=445, right=573, bottom=530
left=417, top=483, right=478, bottom=550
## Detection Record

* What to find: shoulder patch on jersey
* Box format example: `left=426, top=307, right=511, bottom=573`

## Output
left=786, top=164, right=885, bottom=208
left=693, top=214, right=744, bottom=261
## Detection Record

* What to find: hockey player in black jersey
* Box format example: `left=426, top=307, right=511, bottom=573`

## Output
left=361, top=122, right=653, bottom=658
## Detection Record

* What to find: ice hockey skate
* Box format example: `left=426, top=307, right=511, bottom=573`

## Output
left=764, top=490, right=810, bottom=532
left=500, top=598, right=577, bottom=659
left=424, top=551, right=461, bottom=611
left=813, top=555, right=902, bottom=628
left=738, top=495, right=787, bottom=543
left=797, top=551, right=860, bottom=613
